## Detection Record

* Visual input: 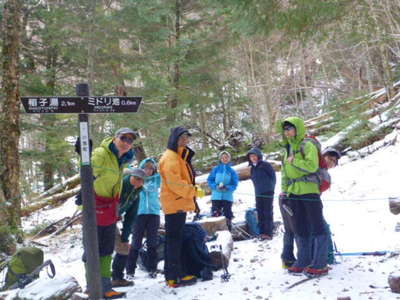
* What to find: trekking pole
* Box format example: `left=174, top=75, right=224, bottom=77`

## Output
left=332, top=239, right=342, bottom=263
left=334, top=251, right=389, bottom=257
left=233, top=225, right=252, bottom=239
left=219, top=245, right=231, bottom=282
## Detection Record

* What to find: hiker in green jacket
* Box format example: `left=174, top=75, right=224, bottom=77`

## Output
left=87, top=127, right=137, bottom=299
left=278, top=117, right=329, bottom=277
left=111, top=168, right=145, bottom=287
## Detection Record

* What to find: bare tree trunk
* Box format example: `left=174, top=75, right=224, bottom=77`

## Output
left=42, top=48, right=58, bottom=190
left=167, top=0, right=181, bottom=122
left=0, top=0, right=23, bottom=229
left=87, top=0, right=96, bottom=90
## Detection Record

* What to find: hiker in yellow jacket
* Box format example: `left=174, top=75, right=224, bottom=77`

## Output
left=159, top=126, right=198, bottom=288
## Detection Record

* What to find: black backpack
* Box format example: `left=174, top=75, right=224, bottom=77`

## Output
left=137, top=235, right=165, bottom=271
left=181, top=223, right=216, bottom=281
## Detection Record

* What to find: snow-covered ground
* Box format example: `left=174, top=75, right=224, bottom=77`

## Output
left=2, top=132, right=400, bottom=300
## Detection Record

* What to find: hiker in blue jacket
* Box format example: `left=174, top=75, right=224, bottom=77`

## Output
left=247, top=148, right=276, bottom=240
left=207, top=151, right=239, bottom=231
left=126, top=158, right=161, bottom=278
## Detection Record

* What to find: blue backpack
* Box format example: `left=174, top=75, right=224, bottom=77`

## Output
left=245, top=208, right=260, bottom=236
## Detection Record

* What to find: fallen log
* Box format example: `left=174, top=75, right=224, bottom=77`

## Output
left=30, top=174, right=80, bottom=203
left=30, top=211, right=82, bottom=240
left=323, top=99, right=400, bottom=151
left=196, top=216, right=228, bottom=235
left=31, top=216, right=71, bottom=239
left=54, top=211, right=82, bottom=236
left=21, top=186, right=80, bottom=217
left=346, top=128, right=399, bottom=161
left=207, top=230, right=234, bottom=269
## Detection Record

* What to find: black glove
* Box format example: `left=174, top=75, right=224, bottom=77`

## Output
left=75, top=190, right=82, bottom=206
left=74, top=137, right=93, bottom=156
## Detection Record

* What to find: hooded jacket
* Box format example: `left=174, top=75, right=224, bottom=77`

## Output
left=159, top=127, right=196, bottom=215
left=277, top=116, right=320, bottom=195
left=207, top=161, right=238, bottom=202
left=91, top=137, right=134, bottom=226
left=137, top=158, right=161, bottom=215
left=246, top=148, right=276, bottom=196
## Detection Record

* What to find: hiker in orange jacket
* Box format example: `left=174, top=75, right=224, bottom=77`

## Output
left=159, top=126, right=198, bottom=288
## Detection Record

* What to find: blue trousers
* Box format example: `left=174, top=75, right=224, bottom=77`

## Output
left=287, top=194, right=328, bottom=269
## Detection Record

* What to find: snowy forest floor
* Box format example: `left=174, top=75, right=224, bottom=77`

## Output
left=3, top=135, right=400, bottom=300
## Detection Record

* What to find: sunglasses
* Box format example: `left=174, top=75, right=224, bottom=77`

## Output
left=119, top=135, right=135, bottom=145
left=283, top=126, right=295, bottom=131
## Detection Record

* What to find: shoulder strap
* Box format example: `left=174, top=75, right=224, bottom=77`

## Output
left=299, top=137, right=321, bottom=158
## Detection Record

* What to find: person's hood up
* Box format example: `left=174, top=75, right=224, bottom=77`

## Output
left=246, top=147, right=263, bottom=164
left=276, top=116, right=306, bottom=145
left=139, top=157, right=158, bottom=173
left=167, top=126, right=191, bottom=152
left=218, top=150, right=232, bottom=165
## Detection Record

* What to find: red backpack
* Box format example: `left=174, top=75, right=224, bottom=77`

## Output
left=291, top=136, right=331, bottom=193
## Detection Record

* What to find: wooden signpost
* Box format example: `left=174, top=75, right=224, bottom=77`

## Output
left=21, top=83, right=142, bottom=299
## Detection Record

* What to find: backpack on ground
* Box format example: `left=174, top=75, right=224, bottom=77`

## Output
left=245, top=208, right=260, bottom=236
left=289, top=135, right=331, bottom=193
left=3, top=247, right=46, bottom=290
left=181, top=223, right=216, bottom=281
left=137, top=235, right=165, bottom=271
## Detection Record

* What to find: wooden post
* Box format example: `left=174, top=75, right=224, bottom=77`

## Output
left=77, top=83, right=102, bottom=299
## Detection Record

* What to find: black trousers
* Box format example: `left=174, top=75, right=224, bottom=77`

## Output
left=164, top=212, right=186, bottom=281
left=211, top=200, right=233, bottom=220
left=255, top=192, right=274, bottom=235
left=83, top=223, right=116, bottom=261
left=126, top=214, right=160, bottom=273
left=211, top=200, right=233, bottom=230
left=288, top=193, right=327, bottom=237
left=131, top=214, right=160, bottom=250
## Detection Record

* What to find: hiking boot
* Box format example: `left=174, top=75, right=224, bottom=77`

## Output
left=282, top=260, right=295, bottom=269
left=287, top=266, right=305, bottom=273
left=111, top=278, right=134, bottom=287
left=259, top=234, right=272, bottom=241
left=303, top=266, right=329, bottom=278
left=166, top=280, right=179, bottom=288
left=166, top=275, right=197, bottom=288
left=104, top=289, right=127, bottom=299
left=180, top=275, right=197, bottom=285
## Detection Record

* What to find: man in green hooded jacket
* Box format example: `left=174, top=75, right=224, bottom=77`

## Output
left=86, top=127, right=137, bottom=299
left=278, top=117, right=329, bottom=277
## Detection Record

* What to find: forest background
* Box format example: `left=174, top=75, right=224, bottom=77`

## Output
left=1, top=0, right=400, bottom=241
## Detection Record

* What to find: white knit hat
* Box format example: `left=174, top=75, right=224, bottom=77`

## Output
left=219, top=150, right=231, bottom=160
